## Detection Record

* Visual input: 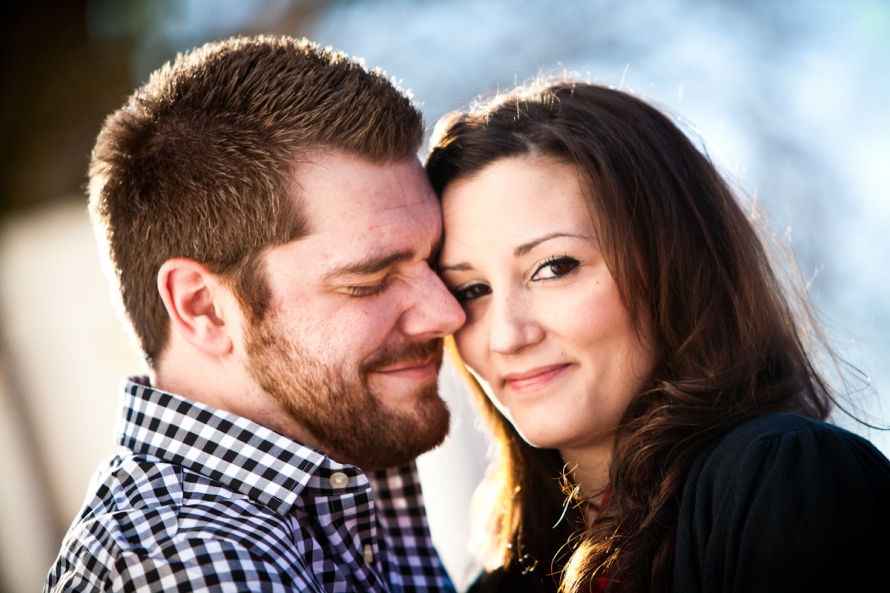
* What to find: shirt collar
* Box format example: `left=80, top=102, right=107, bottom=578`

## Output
left=115, top=377, right=368, bottom=514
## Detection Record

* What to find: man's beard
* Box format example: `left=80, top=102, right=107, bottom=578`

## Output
left=244, top=318, right=450, bottom=471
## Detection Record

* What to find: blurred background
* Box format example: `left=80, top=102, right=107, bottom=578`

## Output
left=0, top=0, right=887, bottom=591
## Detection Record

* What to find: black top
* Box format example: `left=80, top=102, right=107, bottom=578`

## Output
left=674, top=413, right=890, bottom=592
left=470, top=414, right=890, bottom=593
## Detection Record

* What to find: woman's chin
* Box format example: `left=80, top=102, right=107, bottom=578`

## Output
left=510, top=423, right=568, bottom=451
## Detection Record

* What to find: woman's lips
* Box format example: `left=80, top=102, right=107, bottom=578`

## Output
left=502, top=363, right=572, bottom=393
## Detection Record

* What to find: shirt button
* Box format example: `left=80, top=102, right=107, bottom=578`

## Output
left=363, top=544, right=373, bottom=564
left=329, top=472, right=349, bottom=488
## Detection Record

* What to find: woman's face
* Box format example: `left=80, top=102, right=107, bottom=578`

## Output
left=439, top=156, right=656, bottom=457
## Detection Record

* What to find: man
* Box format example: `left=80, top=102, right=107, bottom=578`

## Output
left=45, top=36, right=465, bottom=592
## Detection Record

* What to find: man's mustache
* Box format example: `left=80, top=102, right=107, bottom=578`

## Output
left=362, top=339, right=443, bottom=374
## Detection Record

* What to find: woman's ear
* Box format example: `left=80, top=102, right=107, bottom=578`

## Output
left=157, top=258, right=234, bottom=356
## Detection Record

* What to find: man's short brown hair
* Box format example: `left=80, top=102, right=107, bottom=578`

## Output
left=89, top=36, right=423, bottom=366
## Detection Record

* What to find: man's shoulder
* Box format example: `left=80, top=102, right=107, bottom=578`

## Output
left=74, top=451, right=297, bottom=546
left=47, top=452, right=310, bottom=592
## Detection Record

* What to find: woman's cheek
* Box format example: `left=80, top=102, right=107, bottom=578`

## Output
left=455, top=323, right=489, bottom=378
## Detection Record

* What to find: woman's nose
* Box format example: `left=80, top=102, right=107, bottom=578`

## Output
left=488, top=290, right=544, bottom=355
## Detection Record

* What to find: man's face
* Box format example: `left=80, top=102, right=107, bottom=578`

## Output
left=243, top=152, right=465, bottom=470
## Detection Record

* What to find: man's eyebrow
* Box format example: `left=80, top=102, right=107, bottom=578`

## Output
left=438, top=261, right=473, bottom=273
left=326, top=250, right=414, bottom=279
left=514, top=232, right=590, bottom=256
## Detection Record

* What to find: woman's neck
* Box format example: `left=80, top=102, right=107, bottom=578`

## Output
left=561, top=441, right=614, bottom=527
left=560, top=440, right=613, bottom=500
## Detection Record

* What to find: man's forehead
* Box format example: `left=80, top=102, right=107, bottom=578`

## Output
left=324, top=195, right=438, bottom=228
left=292, top=152, right=440, bottom=233
left=317, top=210, right=443, bottom=266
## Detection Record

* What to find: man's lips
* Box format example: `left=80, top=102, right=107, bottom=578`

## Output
left=501, top=363, right=572, bottom=393
left=370, top=354, right=438, bottom=380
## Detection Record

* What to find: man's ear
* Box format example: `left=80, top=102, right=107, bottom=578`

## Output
left=157, top=258, right=235, bottom=356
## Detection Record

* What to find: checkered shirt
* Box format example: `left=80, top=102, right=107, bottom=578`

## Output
left=45, top=378, right=455, bottom=592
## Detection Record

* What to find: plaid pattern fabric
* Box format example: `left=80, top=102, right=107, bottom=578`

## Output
left=45, top=378, right=455, bottom=592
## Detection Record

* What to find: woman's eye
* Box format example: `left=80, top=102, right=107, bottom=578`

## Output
left=347, top=281, right=387, bottom=297
left=532, top=256, right=580, bottom=281
left=453, top=282, right=492, bottom=303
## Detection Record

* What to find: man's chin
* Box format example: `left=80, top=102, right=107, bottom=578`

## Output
left=366, top=372, right=441, bottom=411
left=336, top=388, right=451, bottom=471
left=247, top=322, right=450, bottom=471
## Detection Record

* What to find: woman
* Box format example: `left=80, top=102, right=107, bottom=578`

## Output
left=426, top=79, right=890, bottom=593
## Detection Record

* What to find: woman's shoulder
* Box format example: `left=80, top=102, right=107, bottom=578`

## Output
left=704, top=411, right=876, bottom=446
left=468, top=566, right=554, bottom=593
left=708, top=411, right=874, bottom=443
left=675, top=412, right=890, bottom=592
left=683, top=412, right=890, bottom=518
left=689, top=412, right=890, bottom=487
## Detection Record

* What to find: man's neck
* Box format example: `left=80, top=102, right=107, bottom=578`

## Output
left=153, top=346, right=324, bottom=454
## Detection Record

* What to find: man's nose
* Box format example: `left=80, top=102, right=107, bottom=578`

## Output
left=399, top=265, right=466, bottom=339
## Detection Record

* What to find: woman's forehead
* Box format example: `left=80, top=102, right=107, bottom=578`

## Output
left=441, top=157, right=595, bottom=248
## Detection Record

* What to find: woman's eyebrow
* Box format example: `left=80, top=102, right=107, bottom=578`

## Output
left=514, top=232, right=590, bottom=256
left=439, top=233, right=593, bottom=272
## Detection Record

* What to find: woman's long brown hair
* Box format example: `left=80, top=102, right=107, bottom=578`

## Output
left=426, top=80, right=833, bottom=593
